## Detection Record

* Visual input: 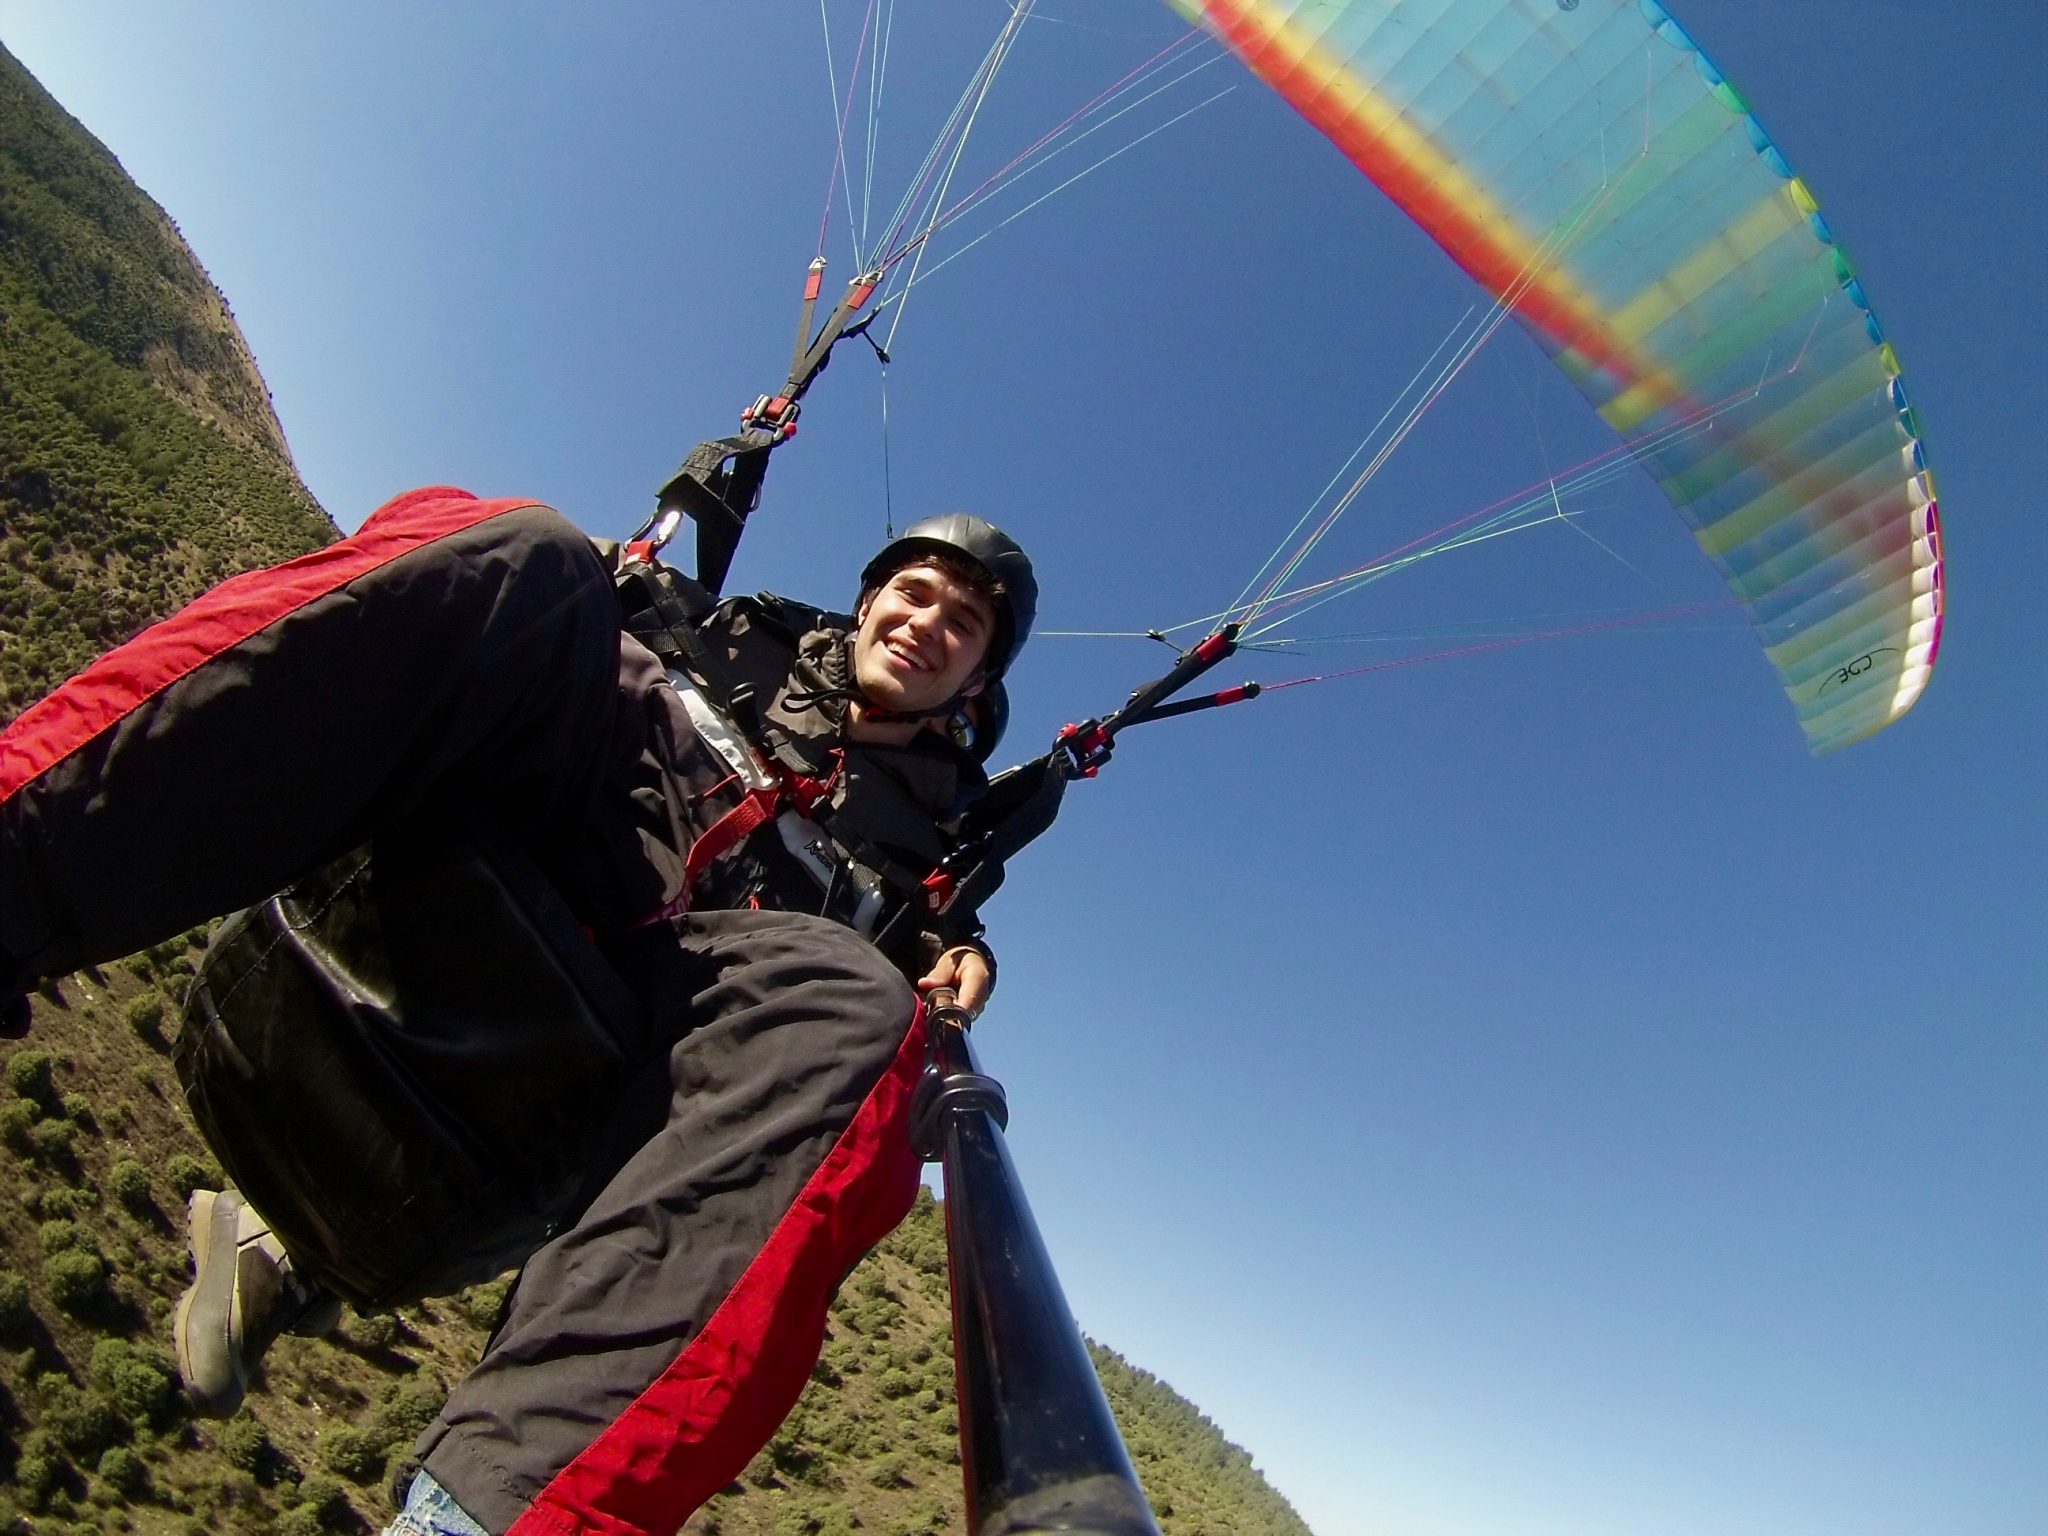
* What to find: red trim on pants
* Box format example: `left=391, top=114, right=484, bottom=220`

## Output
left=508, top=1007, right=929, bottom=1536
left=0, top=488, right=540, bottom=802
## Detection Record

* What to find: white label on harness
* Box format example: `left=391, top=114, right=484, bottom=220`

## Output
left=667, top=670, right=777, bottom=792
left=777, top=810, right=885, bottom=935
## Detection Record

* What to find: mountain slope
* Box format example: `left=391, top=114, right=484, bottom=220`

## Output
left=0, top=41, right=336, bottom=720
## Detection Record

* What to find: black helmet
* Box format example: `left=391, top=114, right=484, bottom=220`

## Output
left=859, top=513, right=1037, bottom=677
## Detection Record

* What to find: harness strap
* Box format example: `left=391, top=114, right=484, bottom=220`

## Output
left=638, top=672, right=842, bottom=929
left=681, top=786, right=779, bottom=895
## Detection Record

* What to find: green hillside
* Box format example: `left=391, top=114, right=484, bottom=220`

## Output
left=0, top=40, right=1316, bottom=1536
left=0, top=41, right=336, bottom=716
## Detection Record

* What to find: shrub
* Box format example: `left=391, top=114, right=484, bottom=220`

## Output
left=91, top=1337, right=177, bottom=1425
left=37, top=1184, right=83, bottom=1219
left=60, top=1091, right=94, bottom=1127
left=372, top=1379, right=445, bottom=1443
left=316, top=1423, right=386, bottom=1482
left=865, top=1451, right=912, bottom=1489
left=107, top=1158, right=152, bottom=1211
left=124, top=992, right=165, bottom=1043
left=886, top=1497, right=949, bottom=1535
left=275, top=1508, right=328, bottom=1536
left=43, top=1248, right=109, bottom=1313
left=0, top=1097, right=40, bottom=1149
left=0, top=1267, right=33, bottom=1333
left=97, top=1444, right=148, bottom=1497
left=7, top=1047, right=55, bottom=1102
left=877, top=1367, right=918, bottom=1399
left=341, top=1310, right=400, bottom=1352
left=14, top=1429, right=66, bottom=1509
left=292, top=1472, right=349, bottom=1523
left=38, top=1376, right=123, bottom=1458
left=40, top=1219, right=92, bottom=1256
left=216, top=1412, right=273, bottom=1475
left=28, top=1115, right=78, bottom=1162
left=453, top=1275, right=513, bottom=1330
left=164, top=1153, right=219, bottom=1200
left=774, top=1501, right=858, bottom=1536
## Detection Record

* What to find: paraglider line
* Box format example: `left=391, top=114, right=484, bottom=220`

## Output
left=1258, top=600, right=1731, bottom=691
left=816, top=0, right=881, bottom=263
left=870, top=5, right=1030, bottom=287
left=874, top=5, right=1035, bottom=347
left=910, top=30, right=1213, bottom=249
left=882, top=84, right=1234, bottom=311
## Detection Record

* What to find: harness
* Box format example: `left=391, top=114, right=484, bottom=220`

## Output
left=665, top=671, right=883, bottom=932
left=615, top=560, right=957, bottom=942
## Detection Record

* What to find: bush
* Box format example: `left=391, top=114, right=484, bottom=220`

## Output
left=60, top=1091, right=94, bottom=1127
left=37, top=1184, right=84, bottom=1219
left=372, top=1379, right=445, bottom=1443
left=164, top=1153, right=219, bottom=1200
left=107, top=1158, right=152, bottom=1211
left=38, top=1376, right=123, bottom=1458
left=275, top=1508, right=329, bottom=1536
left=91, top=1337, right=177, bottom=1425
left=28, top=1115, right=77, bottom=1162
left=124, top=992, right=165, bottom=1042
left=292, top=1472, right=350, bottom=1523
left=877, top=1367, right=918, bottom=1399
left=453, top=1275, right=513, bottom=1331
left=341, top=1310, right=400, bottom=1351
left=14, top=1429, right=66, bottom=1509
left=7, top=1047, right=55, bottom=1102
left=864, top=1451, right=912, bottom=1488
left=97, top=1444, right=148, bottom=1497
left=43, top=1248, right=109, bottom=1313
left=0, top=1267, right=33, bottom=1333
left=216, top=1412, right=273, bottom=1475
left=40, top=1219, right=92, bottom=1256
left=0, top=1096, right=40, bottom=1149
left=316, top=1423, right=386, bottom=1482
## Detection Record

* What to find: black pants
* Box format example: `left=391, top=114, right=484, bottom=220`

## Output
left=0, top=489, right=926, bottom=1534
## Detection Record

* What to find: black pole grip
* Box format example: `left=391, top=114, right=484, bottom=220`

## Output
left=929, top=1004, right=1161, bottom=1536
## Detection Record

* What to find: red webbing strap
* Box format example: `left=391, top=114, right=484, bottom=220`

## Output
left=644, top=761, right=839, bottom=930
left=680, top=787, right=780, bottom=896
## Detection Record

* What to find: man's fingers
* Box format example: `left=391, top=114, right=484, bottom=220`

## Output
left=953, top=953, right=991, bottom=1016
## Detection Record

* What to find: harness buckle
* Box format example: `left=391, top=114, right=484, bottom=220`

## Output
left=741, top=393, right=801, bottom=443
left=1054, top=720, right=1113, bottom=779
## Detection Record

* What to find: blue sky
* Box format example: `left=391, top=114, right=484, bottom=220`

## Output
left=5, top=4, right=2042, bottom=1534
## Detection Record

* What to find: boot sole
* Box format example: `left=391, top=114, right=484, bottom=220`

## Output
left=172, top=1188, right=247, bottom=1417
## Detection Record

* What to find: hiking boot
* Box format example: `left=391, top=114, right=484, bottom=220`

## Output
left=173, top=1187, right=342, bottom=1417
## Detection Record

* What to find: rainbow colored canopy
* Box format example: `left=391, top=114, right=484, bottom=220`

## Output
left=1166, top=0, right=1942, bottom=752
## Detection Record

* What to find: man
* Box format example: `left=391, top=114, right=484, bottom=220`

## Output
left=0, top=484, right=1036, bottom=1534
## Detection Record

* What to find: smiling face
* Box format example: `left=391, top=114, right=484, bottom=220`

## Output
left=850, top=559, right=997, bottom=722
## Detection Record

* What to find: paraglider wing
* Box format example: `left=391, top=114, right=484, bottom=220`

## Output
left=1165, top=0, right=1942, bottom=752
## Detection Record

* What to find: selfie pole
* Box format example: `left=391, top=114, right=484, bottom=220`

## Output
left=913, top=990, right=1161, bottom=1536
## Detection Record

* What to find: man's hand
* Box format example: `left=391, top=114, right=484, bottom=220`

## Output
left=919, top=945, right=993, bottom=1019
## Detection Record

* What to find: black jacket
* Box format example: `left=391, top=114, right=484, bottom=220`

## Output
left=599, top=565, right=995, bottom=983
